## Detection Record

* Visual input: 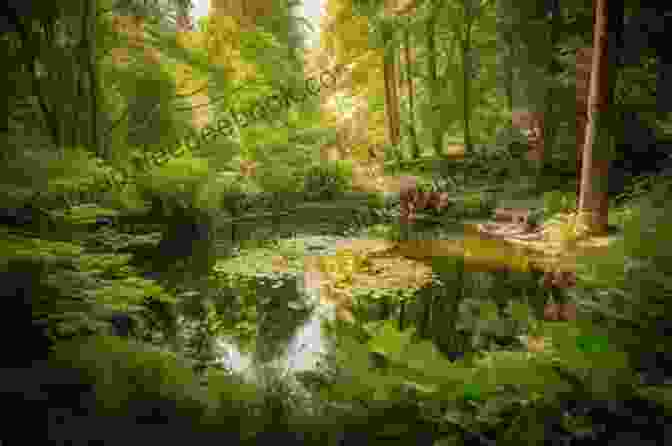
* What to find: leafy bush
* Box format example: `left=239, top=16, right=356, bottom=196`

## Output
left=50, top=335, right=208, bottom=414
left=136, top=154, right=224, bottom=218
left=428, top=174, right=457, bottom=194
left=302, top=160, right=353, bottom=201
left=364, top=224, right=397, bottom=240
left=612, top=174, right=657, bottom=205
left=576, top=181, right=672, bottom=387
left=492, top=125, right=529, bottom=157
left=216, top=172, right=266, bottom=216
left=543, top=190, right=577, bottom=217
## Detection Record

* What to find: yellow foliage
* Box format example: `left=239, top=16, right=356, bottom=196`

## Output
left=204, top=13, right=257, bottom=81
left=176, top=31, right=204, bottom=49
left=172, top=30, right=209, bottom=97
left=544, top=212, right=590, bottom=247
left=319, top=0, right=390, bottom=155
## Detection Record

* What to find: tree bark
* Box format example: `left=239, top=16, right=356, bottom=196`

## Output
left=540, top=0, right=562, bottom=176
left=403, top=20, right=420, bottom=159
left=426, top=4, right=443, bottom=157
left=578, top=0, right=615, bottom=235
left=392, top=40, right=401, bottom=145
left=383, top=38, right=401, bottom=147
left=460, top=0, right=474, bottom=153
left=504, top=29, right=514, bottom=113
left=461, top=17, right=474, bottom=155
left=576, top=47, right=592, bottom=199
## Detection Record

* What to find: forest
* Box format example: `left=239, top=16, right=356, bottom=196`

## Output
left=1, top=0, right=671, bottom=445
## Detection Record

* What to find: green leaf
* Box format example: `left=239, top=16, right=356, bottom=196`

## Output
left=576, top=334, right=609, bottom=354
left=287, top=301, right=304, bottom=310
left=402, top=380, right=439, bottom=395
left=337, top=336, right=372, bottom=375
left=635, top=385, right=672, bottom=412
left=462, top=383, right=482, bottom=401
left=372, top=386, right=391, bottom=402
left=367, top=320, right=414, bottom=363
left=510, top=301, right=532, bottom=323
left=377, top=423, right=410, bottom=437
left=404, top=340, right=443, bottom=370
left=479, top=301, right=499, bottom=321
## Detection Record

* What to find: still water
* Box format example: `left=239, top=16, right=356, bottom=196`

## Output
left=185, top=222, right=615, bottom=383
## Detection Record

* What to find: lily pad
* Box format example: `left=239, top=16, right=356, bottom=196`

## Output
left=287, top=301, right=305, bottom=310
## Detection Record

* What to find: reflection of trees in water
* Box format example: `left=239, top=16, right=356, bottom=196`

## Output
left=174, top=272, right=313, bottom=370
left=406, top=258, right=549, bottom=357
left=253, top=276, right=312, bottom=364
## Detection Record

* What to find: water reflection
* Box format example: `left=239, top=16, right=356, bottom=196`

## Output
left=172, top=221, right=615, bottom=383
left=215, top=270, right=336, bottom=382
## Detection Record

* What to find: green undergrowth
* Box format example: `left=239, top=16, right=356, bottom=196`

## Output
left=1, top=226, right=175, bottom=347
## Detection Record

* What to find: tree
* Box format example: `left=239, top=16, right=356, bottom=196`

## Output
left=381, top=16, right=402, bottom=148
left=457, top=0, right=477, bottom=155
left=539, top=0, right=563, bottom=176
left=577, top=0, right=620, bottom=234
left=402, top=15, right=421, bottom=159
left=425, top=0, right=445, bottom=157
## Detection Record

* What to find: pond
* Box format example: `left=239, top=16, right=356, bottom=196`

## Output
left=151, top=217, right=615, bottom=389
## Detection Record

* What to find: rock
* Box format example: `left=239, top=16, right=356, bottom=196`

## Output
left=0, top=206, right=55, bottom=230
left=0, top=207, right=34, bottom=226
left=444, top=351, right=465, bottom=362
left=105, top=312, right=136, bottom=337
left=493, top=208, right=530, bottom=225
left=157, top=218, right=212, bottom=261
left=89, top=216, right=115, bottom=231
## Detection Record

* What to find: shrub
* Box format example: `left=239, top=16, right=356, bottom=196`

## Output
left=543, top=190, right=577, bottom=217
left=136, top=154, right=224, bottom=219
left=216, top=172, right=266, bottom=216
left=576, top=181, right=672, bottom=385
left=302, top=160, right=353, bottom=201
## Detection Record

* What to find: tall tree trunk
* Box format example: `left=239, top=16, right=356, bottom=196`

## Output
left=539, top=0, right=562, bottom=179
left=578, top=0, right=617, bottom=235
left=576, top=46, right=592, bottom=199
left=392, top=40, right=401, bottom=145
left=426, top=10, right=442, bottom=157
left=504, top=29, right=515, bottom=113
left=576, top=1, right=623, bottom=200
left=383, top=33, right=401, bottom=148
left=461, top=15, right=474, bottom=155
left=85, top=0, right=101, bottom=158
left=404, top=21, right=420, bottom=159
left=20, top=27, right=61, bottom=147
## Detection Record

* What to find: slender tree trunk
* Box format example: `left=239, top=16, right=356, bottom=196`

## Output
left=461, top=17, right=473, bottom=155
left=426, top=12, right=443, bottom=157
left=540, top=0, right=562, bottom=179
left=404, top=21, right=420, bottom=159
left=383, top=39, right=401, bottom=147
left=8, top=8, right=61, bottom=147
left=504, top=29, right=514, bottom=113
left=84, top=0, right=101, bottom=158
left=419, top=291, right=433, bottom=340
left=576, top=46, right=592, bottom=199
left=578, top=0, right=616, bottom=235
left=392, top=41, right=401, bottom=145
